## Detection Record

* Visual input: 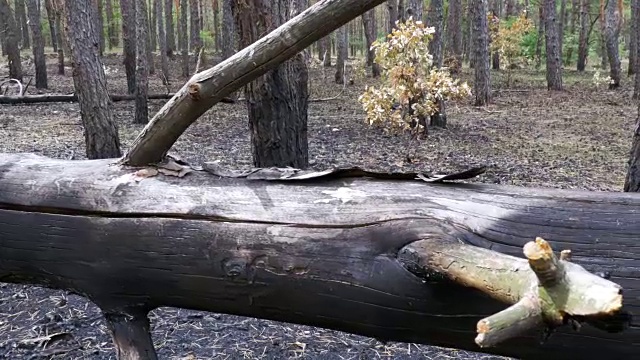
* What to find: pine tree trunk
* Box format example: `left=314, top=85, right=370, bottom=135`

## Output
left=53, top=0, right=64, bottom=75
left=624, top=104, right=640, bottom=192
left=407, top=0, right=422, bottom=21
left=120, top=0, right=136, bottom=93
left=157, top=0, right=170, bottom=84
left=468, top=0, right=475, bottom=67
left=26, top=0, right=48, bottom=89
left=135, top=0, right=149, bottom=124
left=428, top=0, right=444, bottom=68
left=535, top=1, right=544, bottom=68
left=387, top=0, right=397, bottom=33
left=630, top=0, right=638, bottom=75
left=603, top=0, right=621, bottom=88
left=577, top=0, right=589, bottom=71
left=150, top=0, right=158, bottom=51
left=361, top=9, right=379, bottom=77
left=15, top=0, right=29, bottom=49
left=544, top=0, right=563, bottom=90
left=446, top=0, right=463, bottom=61
left=96, top=0, right=105, bottom=55
left=558, top=0, right=566, bottom=63
left=190, top=0, right=201, bottom=51
left=231, top=0, right=309, bottom=168
left=0, top=0, right=22, bottom=81
left=221, top=0, right=234, bottom=59
left=179, top=0, right=189, bottom=77
left=473, top=0, right=490, bottom=105
left=491, top=0, right=500, bottom=70
left=165, top=0, right=175, bottom=56
left=105, top=0, right=118, bottom=49
left=335, top=24, right=347, bottom=84
left=44, top=0, right=57, bottom=52
left=321, top=35, right=331, bottom=66
left=64, top=0, right=121, bottom=159
left=397, top=0, right=404, bottom=22
left=213, top=0, right=220, bottom=53
left=634, top=1, right=640, bottom=98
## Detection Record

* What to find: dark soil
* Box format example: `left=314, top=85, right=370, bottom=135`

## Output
left=0, top=51, right=636, bottom=359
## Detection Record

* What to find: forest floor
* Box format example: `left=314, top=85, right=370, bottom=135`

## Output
left=0, top=52, right=637, bottom=359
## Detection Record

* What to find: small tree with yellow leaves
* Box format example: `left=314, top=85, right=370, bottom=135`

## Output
left=358, top=19, right=471, bottom=136
left=489, top=13, right=534, bottom=86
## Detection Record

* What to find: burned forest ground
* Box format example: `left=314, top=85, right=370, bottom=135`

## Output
left=0, top=52, right=637, bottom=359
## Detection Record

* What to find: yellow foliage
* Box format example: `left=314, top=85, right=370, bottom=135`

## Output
left=489, top=13, right=534, bottom=76
left=358, top=18, right=471, bottom=133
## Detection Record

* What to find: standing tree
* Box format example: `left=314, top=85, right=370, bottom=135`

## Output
left=26, top=0, right=47, bottom=89
left=120, top=0, right=136, bottom=93
left=95, top=0, right=105, bottom=55
left=387, top=0, right=397, bottom=33
left=361, top=9, right=379, bottom=77
left=179, top=0, right=189, bottom=77
left=52, top=0, right=64, bottom=75
left=190, top=0, right=201, bottom=51
left=14, top=0, right=29, bottom=49
left=624, top=103, right=640, bottom=192
left=445, top=0, right=463, bottom=62
left=544, top=0, right=563, bottom=90
left=135, top=0, right=149, bottom=124
left=105, top=0, right=118, bottom=49
left=490, top=0, right=500, bottom=70
left=64, top=0, right=121, bottom=159
left=221, top=0, right=235, bottom=60
left=473, top=0, right=490, bottom=105
left=44, top=0, right=58, bottom=52
left=407, top=0, right=422, bottom=21
left=576, top=0, right=591, bottom=71
left=602, top=0, right=621, bottom=89
left=0, top=0, right=22, bottom=81
left=335, top=24, right=347, bottom=84
left=427, top=0, right=444, bottom=68
left=231, top=0, right=309, bottom=168
left=165, top=0, right=175, bottom=56
left=558, top=0, right=566, bottom=61
left=157, top=0, right=170, bottom=84
left=630, top=0, right=639, bottom=75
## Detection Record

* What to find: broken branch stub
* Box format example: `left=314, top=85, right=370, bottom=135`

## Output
left=398, top=237, right=624, bottom=349
left=121, top=0, right=389, bottom=166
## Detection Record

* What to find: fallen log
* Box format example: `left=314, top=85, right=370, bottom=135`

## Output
left=0, top=153, right=637, bottom=359
left=0, top=93, right=236, bottom=104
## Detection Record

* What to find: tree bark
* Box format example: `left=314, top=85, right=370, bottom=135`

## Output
left=64, top=0, right=121, bottom=159
left=105, top=0, right=118, bottom=49
left=335, top=24, right=347, bottom=84
left=445, top=0, right=462, bottom=61
left=165, top=0, right=175, bottom=56
left=387, top=0, right=397, bottom=33
left=0, top=154, right=638, bottom=360
left=535, top=1, right=544, bottom=68
left=150, top=0, right=157, bottom=51
left=490, top=0, right=500, bottom=70
left=544, top=0, right=563, bottom=90
left=135, top=0, right=149, bottom=124
left=26, top=0, right=48, bottom=89
left=406, top=0, right=422, bottom=21
left=625, top=103, right=640, bottom=191
left=630, top=0, right=638, bottom=75
left=576, top=0, right=590, bottom=71
left=427, top=0, right=444, bottom=68
left=179, top=0, right=189, bottom=77
left=603, top=0, right=621, bottom=89
left=120, top=0, right=136, bottom=94
left=468, top=0, right=475, bottom=67
left=232, top=0, right=309, bottom=168
left=0, top=0, right=23, bottom=81
left=213, top=0, right=220, bottom=52
left=13, top=0, right=27, bottom=48
left=44, top=0, right=58, bottom=52
left=53, top=0, right=64, bottom=75
left=190, top=0, right=201, bottom=51
left=361, top=9, right=379, bottom=77
left=558, top=0, right=566, bottom=63
left=321, top=34, right=331, bottom=66
left=157, top=0, right=170, bottom=84
left=473, top=0, right=490, bottom=106
left=221, top=0, right=234, bottom=60
left=147, top=1, right=155, bottom=76
left=95, top=0, right=105, bottom=55
left=397, top=0, right=404, bottom=22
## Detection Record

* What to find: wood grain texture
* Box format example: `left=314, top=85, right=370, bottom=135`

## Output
left=0, top=153, right=639, bottom=359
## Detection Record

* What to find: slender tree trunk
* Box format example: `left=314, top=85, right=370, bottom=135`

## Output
left=135, top=0, right=149, bottom=124
left=179, top=0, right=189, bottom=77
left=473, top=0, right=490, bottom=106
left=321, top=35, right=331, bottom=66
left=64, top=0, right=121, bottom=159
left=397, top=0, right=405, bottom=22
left=96, top=0, right=105, bottom=55
left=44, top=0, right=57, bottom=51
left=146, top=1, right=155, bottom=75
left=12, top=0, right=22, bottom=47
left=120, top=0, right=136, bottom=93
left=577, top=0, right=590, bottom=71
left=490, top=0, right=500, bottom=70
left=558, top=0, right=566, bottom=62
left=15, top=0, right=29, bottom=49
left=221, top=0, right=234, bottom=59
left=535, top=1, right=544, bottom=68
left=26, top=0, right=48, bottom=89
left=165, top=0, right=175, bottom=56
left=634, top=1, right=640, bottom=98
left=571, top=0, right=580, bottom=32
left=213, top=0, right=220, bottom=53
left=0, top=0, right=22, bottom=81
left=190, top=0, right=201, bottom=51
left=231, top=0, right=309, bottom=168
left=335, top=24, right=347, bottom=84
left=630, top=0, right=639, bottom=75
left=624, top=103, right=640, bottom=192
left=468, top=0, right=475, bottom=67
left=387, top=0, right=397, bottom=33
left=105, top=0, right=117, bottom=49
left=603, top=0, right=621, bottom=88
left=446, top=0, right=462, bottom=61
left=53, top=0, right=64, bottom=74
left=427, top=0, right=444, bottom=68
left=544, top=0, right=563, bottom=90
left=150, top=0, right=157, bottom=51
left=157, top=0, right=169, bottom=84
left=361, top=9, right=379, bottom=77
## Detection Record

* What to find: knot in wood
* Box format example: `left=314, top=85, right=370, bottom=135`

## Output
left=188, top=83, right=202, bottom=101
left=223, top=258, right=247, bottom=278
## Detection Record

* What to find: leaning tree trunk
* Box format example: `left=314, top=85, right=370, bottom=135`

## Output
left=603, top=0, right=621, bottom=89
left=165, top=0, right=175, bottom=56
left=544, top=0, right=563, bottom=90
left=335, top=24, right=347, bottom=84
left=26, top=0, right=48, bottom=89
left=0, top=0, right=23, bottom=81
left=576, top=0, right=590, bottom=71
left=179, top=0, right=189, bottom=77
left=64, top=0, right=121, bottom=159
left=120, top=0, right=136, bottom=94
left=427, top=0, right=444, bottom=68
left=135, top=0, right=149, bottom=124
left=157, top=0, right=170, bottom=85
left=232, top=0, right=309, bottom=169
left=473, top=0, right=490, bottom=106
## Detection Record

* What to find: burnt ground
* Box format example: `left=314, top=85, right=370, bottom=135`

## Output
left=0, top=51, right=637, bottom=359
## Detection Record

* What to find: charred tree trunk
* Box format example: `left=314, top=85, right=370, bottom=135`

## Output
left=105, top=0, right=118, bottom=49
left=165, top=0, right=175, bottom=56
left=0, top=0, right=22, bottom=81
left=361, top=9, right=379, bottom=77
left=190, top=0, right=201, bottom=51
left=64, top=0, right=121, bottom=159
left=120, top=0, right=136, bottom=94
left=44, top=0, right=57, bottom=52
left=446, top=0, right=463, bottom=61
left=427, top=0, right=444, bottom=68
left=232, top=0, right=309, bottom=168
left=473, top=0, right=490, bottom=106
left=577, top=0, right=590, bottom=72
left=544, top=0, right=563, bottom=90
left=603, top=0, right=621, bottom=89
left=335, top=24, right=347, bottom=84
left=135, top=0, right=149, bottom=124
left=26, top=0, right=48, bottom=89
left=157, top=0, right=170, bottom=84
left=179, top=0, right=189, bottom=77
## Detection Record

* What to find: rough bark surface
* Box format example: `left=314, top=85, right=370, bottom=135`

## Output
left=361, top=9, right=379, bottom=77
left=630, top=0, right=639, bottom=75
left=26, top=0, right=48, bottom=88
left=231, top=0, right=309, bottom=168
left=190, top=0, right=201, bottom=51
left=105, top=0, right=118, bottom=49
left=221, top=0, right=235, bottom=59
left=179, top=0, right=189, bottom=77
left=335, top=24, right=347, bottom=84
left=53, top=0, right=64, bottom=75
left=157, top=0, right=170, bottom=84
left=473, top=0, right=490, bottom=106
left=64, top=0, right=121, bottom=159
left=427, top=0, right=443, bottom=68
left=95, top=0, right=105, bottom=55
left=0, top=0, right=23, bottom=81
left=407, top=0, right=422, bottom=21
left=135, top=0, right=149, bottom=124
left=577, top=0, right=590, bottom=71
left=603, top=0, right=621, bottom=88
left=44, top=0, right=58, bottom=52
left=0, top=154, right=638, bottom=360
left=387, top=0, right=397, bottom=33
left=165, top=0, right=175, bottom=55
left=120, top=0, right=136, bottom=93
left=445, top=0, right=462, bottom=61
left=544, top=0, right=563, bottom=90
left=14, top=0, right=29, bottom=49
left=625, top=104, right=640, bottom=191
